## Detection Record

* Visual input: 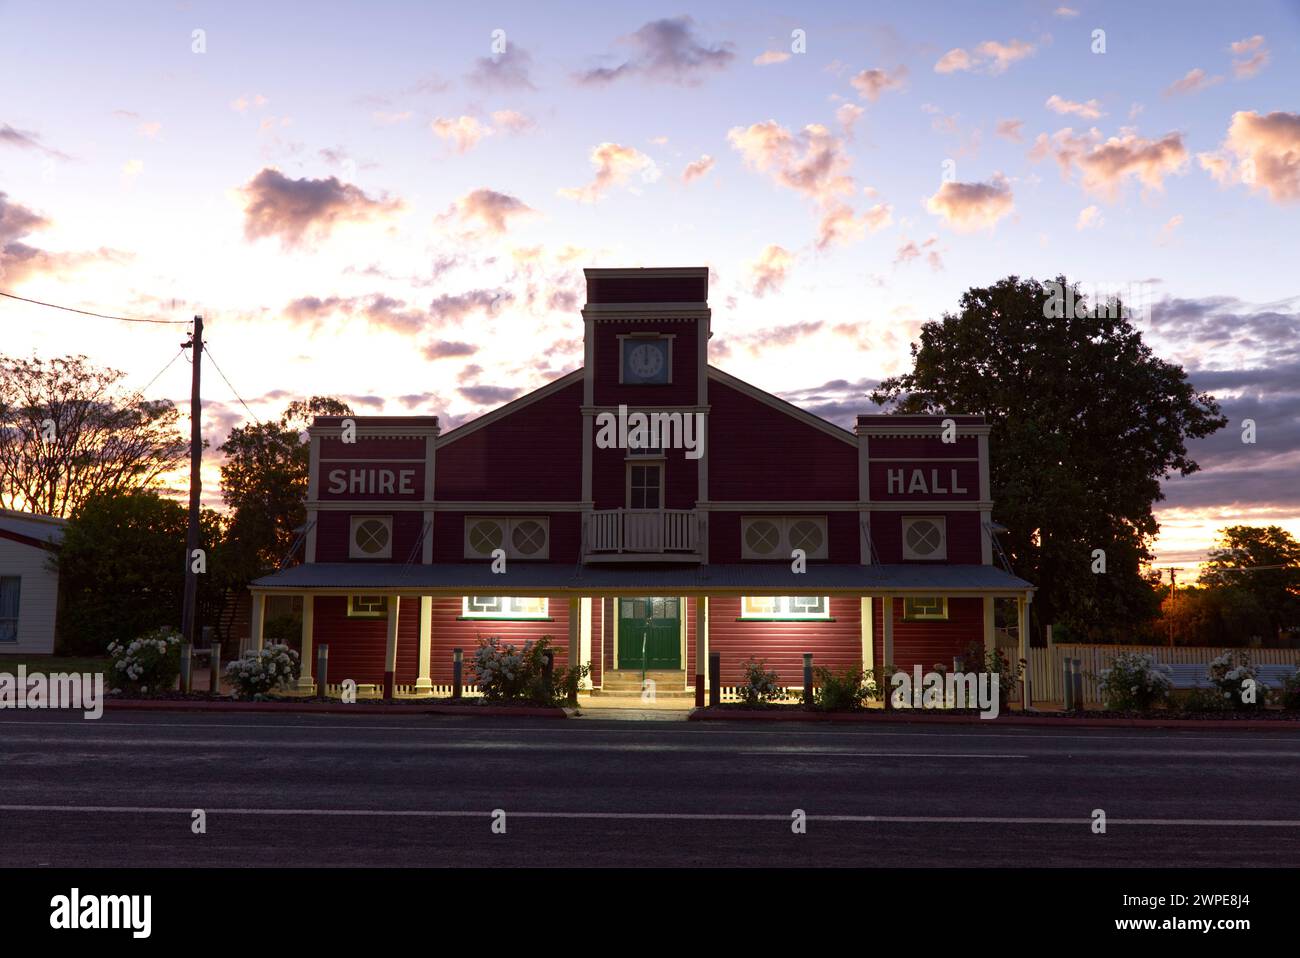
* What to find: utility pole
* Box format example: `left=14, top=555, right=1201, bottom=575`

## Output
left=180, top=315, right=204, bottom=646
left=1166, top=567, right=1184, bottom=647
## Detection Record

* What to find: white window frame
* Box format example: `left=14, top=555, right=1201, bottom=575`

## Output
left=0, top=575, right=20, bottom=642
left=740, top=596, right=831, bottom=620
left=349, top=515, right=393, bottom=559
left=902, top=515, right=947, bottom=561
left=347, top=594, right=389, bottom=618
left=626, top=461, right=665, bottom=509
left=463, top=516, right=550, bottom=560
left=902, top=596, right=949, bottom=621
left=740, top=515, right=829, bottom=560
left=461, top=596, right=550, bottom=619
left=618, top=334, right=674, bottom=385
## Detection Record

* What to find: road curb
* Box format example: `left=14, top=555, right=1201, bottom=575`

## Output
left=686, top=708, right=1300, bottom=730
left=104, top=699, right=567, bottom=718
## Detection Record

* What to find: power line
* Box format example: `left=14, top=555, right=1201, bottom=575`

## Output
left=0, top=289, right=190, bottom=325
left=202, top=343, right=260, bottom=424
left=132, top=348, right=187, bottom=400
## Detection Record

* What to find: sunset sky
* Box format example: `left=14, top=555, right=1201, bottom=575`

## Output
left=2, top=0, right=1297, bottom=575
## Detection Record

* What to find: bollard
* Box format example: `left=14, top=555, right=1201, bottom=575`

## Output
left=542, top=649, right=554, bottom=688
left=1072, top=658, right=1084, bottom=711
left=179, top=643, right=192, bottom=693
left=209, top=641, right=222, bottom=694
left=452, top=648, right=463, bottom=699
left=803, top=653, right=814, bottom=706
left=708, top=652, right=720, bottom=707
left=316, top=644, right=329, bottom=696
left=1062, top=658, right=1074, bottom=711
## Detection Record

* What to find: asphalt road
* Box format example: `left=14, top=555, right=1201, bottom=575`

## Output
left=1, top=710, right=1299, bottom=867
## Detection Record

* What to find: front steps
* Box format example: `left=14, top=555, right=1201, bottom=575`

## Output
left=592, top=670, right=694, bottom=698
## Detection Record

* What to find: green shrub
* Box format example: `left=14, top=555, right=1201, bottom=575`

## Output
left=106, top=627, right=182, bottom=695
left=1098, top=651, right=1173, bottom=711
left=225, top=643, right=301, bottom=698
left=263, top=614, right=300, bottom=646
left=737, top=657, right=786, bottom=706
left=814, top=666, right=870, bottom=711
left=1280, top=667, right=1300, bottom=710
left=963, top=642, right=1021, bottom=708
left=1207, top=650, right=1268, bottom=710
left=474, top=635, right=585, bottom=706
left=1182, top=686, right=1232, bottom=712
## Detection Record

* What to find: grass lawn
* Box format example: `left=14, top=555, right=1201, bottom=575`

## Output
left=0, top=654, right=111, bottom=675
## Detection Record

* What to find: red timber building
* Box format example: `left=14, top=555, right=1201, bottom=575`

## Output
left=250, top=267, right=1036, bottom=706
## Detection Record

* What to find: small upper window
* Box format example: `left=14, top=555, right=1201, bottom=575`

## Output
left=347, top=595, right=388, bottom=618
left=901, top=516, right=947, bottom=561
left=903, top=596, right=949, bottom=621
left=349, top=516, right=393, bottom=559
left=462, top=597, right=550, bottom=619
left=740, top=596, right=830, bottom=620
left=0, top=576, right=20, bottom=642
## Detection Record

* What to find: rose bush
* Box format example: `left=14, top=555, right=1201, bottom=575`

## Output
left=224, top=643, right=301, bottom=698
left=107, top=627, right=182, bottom=695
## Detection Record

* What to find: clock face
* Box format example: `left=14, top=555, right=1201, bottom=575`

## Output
left=623, top=339, right=669, bottom=382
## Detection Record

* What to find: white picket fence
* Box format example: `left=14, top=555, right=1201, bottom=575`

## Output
left=1026, top=644, right=1300, bottom=706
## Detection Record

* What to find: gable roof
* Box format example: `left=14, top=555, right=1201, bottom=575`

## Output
left=0, top=508, right=66, bottom=550
left=708, top=366, right=857, bottom=446
left=435, top=368, right=584, bottom=448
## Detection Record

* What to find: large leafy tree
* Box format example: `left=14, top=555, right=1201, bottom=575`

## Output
left=1200, top=525, right=1300, bottom=639
left=0, top=354, right=189, bottom=516
left=54, top=490, right=227, bottom=654
left=870, top=276, right=1227, bottom=643
left=218, top=396, right=352, bottom=576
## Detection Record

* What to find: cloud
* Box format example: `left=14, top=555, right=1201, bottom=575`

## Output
left=576, top=16, right=734, bottom=86
left=681, top=154, right=715, bottom=183
left=995, top=118, right=1024, bottom=142
left=282, top=293, right=426, bottom=334
left=777, top=377, right=880, bottom=429
left=716, top=321, right=824, bottom=358
left=459, top=384, right=523, bottom=405
left=727, top=120, right=854, bottom=204
left=836, top=103, right=865, bottom=135
left=0, top=191, right=127, bottom=284
left=489, top=109, right=535, bottom=133
left=925, top=174, right=1014, bottom=231
left=935, top=38, right=1036, bottom=75
left=422, top=340, right=478, bottom=359
left=1031, top=127, right=1188, bottom=199
left=0, top=124, right=71, bottom=160
left=431, top=115, right=490, bottom=153
left=748, top=244, right=793, bottom=297
left=1076, top=204, right=1103, bottom=230
left=1045, top=94, right=1105, bottom=119
left=1198, top=110, right=1300, bottom=203
left=816, top=201, right=892, bottom=249
left=1163, top=67, right=1222, bottom=97
left=372, top=110, right=413, bottom=125
left=441, top=188, right=537, bottom=235
left=428, top=288, right=513, bottom=322
left=468, top=45, right=537, bottom=90
left=1054, top=5, right=1079, bottom=16
left=1229, top=35, right=1269, bottom=79
left=1156, top=214, right=1183, bottom=245
left=850, top=66, right=907, bottom=102
left=230, top=93, right=268, bottom=112
left=893, top=235, right=944, bottom=270
left=558, top=142, right=657, bottom=202
left=239, top=168, right=402, bottom=249
left=753, top=50, right=790, bottom=66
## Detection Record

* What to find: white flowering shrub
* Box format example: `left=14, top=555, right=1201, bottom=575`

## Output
left=1098, top=652, right=1172, bottom=711
left=1206, top=650, right=1267, bottom=710
left=107, top=627, right=183, bottom=695
left=224, top=643, right=301, bottom=698
left=737, top=657, right=787, bottom=706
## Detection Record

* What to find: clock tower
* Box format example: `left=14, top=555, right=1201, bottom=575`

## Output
left=580, top=267, right=711, bottom=522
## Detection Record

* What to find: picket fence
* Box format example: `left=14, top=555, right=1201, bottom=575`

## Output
left=1024, top=644, right=1300, bottom=706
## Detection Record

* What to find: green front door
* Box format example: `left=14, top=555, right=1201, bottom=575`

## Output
left=617, top=596, right=681, bottom=670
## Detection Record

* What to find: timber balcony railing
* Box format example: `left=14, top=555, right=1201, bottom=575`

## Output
left=585, top=508, right=700, bottom=556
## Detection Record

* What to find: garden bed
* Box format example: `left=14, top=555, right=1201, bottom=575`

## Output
left=690, top=704, right=1300, bottom=728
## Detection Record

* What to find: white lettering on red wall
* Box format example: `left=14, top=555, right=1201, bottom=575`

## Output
left=884, top=467, right=970, bottom=496
left=323, top=467, right=419, bottom=498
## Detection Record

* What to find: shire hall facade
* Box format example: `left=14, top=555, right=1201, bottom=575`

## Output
left=251, top=267, right=1035, bottom=706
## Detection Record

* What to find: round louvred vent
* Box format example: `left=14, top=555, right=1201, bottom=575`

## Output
left=744, top=519, right=781, bottom=555
left=788, top=519, right=824, bottom=555
left=511, top=519, right=547, bottom=556
left=905, top=519, right=943, bottom=557
left=467, top=520, right=504, bottom=556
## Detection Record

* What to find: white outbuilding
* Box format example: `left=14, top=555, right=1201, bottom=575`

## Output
left=0, top=508, right=66, bottom=654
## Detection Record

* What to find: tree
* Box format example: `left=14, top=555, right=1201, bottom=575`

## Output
left=218, top=396, right=352, bottom=575
left=54, top=490, right=226, bottom=654
left=1201, top=525, right=1300, bottom=640
left=870, top=276, right=1228, bottom=643
left=0, top=354, right=189, bottom=517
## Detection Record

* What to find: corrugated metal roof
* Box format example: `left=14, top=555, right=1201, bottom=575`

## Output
left=251, top=562, right=1034, bottom=594
left=0, top=509, right=66, bottom=545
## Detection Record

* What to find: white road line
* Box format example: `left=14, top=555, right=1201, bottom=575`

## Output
left=0, top=717, right=1293, bottom=745
left=2, top=804, right=1299, bottom=827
